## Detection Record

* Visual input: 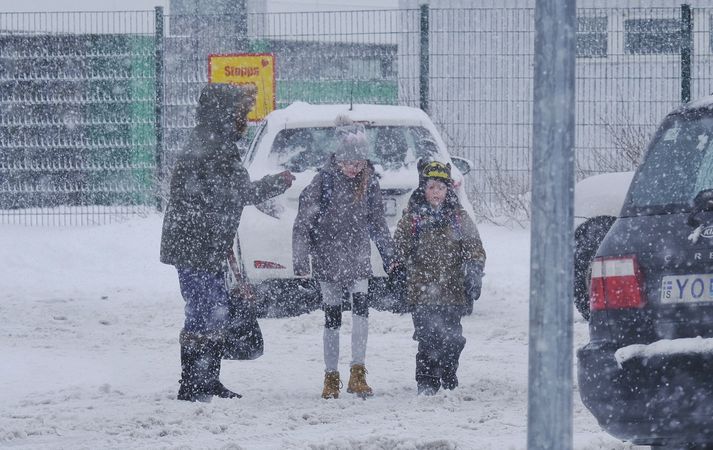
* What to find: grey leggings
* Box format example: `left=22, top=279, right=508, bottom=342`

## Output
left=320, top=279, right=369, bottom=372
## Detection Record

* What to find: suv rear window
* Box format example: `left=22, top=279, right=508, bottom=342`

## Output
left=625, top=112, right=713, bottom=214
left=268, top=126, right=439, bottom=172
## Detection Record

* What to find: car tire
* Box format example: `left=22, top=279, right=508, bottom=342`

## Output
left=574, top=216, right=617, bottom=321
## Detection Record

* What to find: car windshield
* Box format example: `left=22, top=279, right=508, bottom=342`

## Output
left=267, top=125, right=439, bottom=172
left=625, top=112, right=713, bottom=214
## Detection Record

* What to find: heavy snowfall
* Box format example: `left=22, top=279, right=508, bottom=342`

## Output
left=0, top=215, right=639, bottom=449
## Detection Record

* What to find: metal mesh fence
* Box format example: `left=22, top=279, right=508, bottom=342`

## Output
left=0, top=11, right=157, bottom=225
left=160, top=9, right=418, bottom=197
left=575, top=7, right=686, bottom=179
left=1, top=6, right=713, bottom=225
left=427, top=7, right=535, bottom=217
left=426, top=6, right=713, bottom=218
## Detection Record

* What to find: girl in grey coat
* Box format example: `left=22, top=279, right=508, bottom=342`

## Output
left=292, top=116, right=395, bottom=399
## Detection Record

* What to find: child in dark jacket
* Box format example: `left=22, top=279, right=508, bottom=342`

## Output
left=292, top=115, right=396, bottom=399
left=394, top=160, right=486, bottom=395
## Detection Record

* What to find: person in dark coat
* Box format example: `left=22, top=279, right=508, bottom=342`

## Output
left=292, top=115, right=396, bottom=399
left=394, top=160, right=486, bottom=395
left=160, top=83, right=294, bottom=402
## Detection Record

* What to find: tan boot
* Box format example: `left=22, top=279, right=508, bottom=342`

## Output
left=322, top=371, right=341, bottom=399
left=347, top=364, right=373, bottom=397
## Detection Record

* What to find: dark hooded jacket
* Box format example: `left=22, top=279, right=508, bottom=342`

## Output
left=292, top=157, right=395, bottom=283
left=394, top=167, right=486, bottom=306
left=160, top=84, right=289, bottom=273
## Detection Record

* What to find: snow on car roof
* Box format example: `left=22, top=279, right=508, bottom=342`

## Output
left=574, top=171, right=634, bottom=220
left=674, top=94, right=713, bottom=114
left=264, top=102, right=430, bottom=131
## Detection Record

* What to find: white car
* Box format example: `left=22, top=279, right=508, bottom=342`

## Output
left=236, top=102, right=474, bottom=316
left=573, top=171, right=634, bottom=320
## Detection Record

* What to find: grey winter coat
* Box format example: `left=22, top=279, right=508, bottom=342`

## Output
left=160, top=84, right=289, bottom=273
left=292, top=159, right=395, bottom=283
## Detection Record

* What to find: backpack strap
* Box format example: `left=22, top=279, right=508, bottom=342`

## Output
left=410, top=214, right=418, bottom=237
left=313, top=169, right=334, bottom=231
left=406, top=214, right=420, bottom=259
left=452, top=210, right=463, bottom=237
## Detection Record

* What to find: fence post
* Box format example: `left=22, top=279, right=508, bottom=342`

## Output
left=154, top=6, right=165, bottom=211
left=237, top=0, right=249, bottom=50
left=419, top=4, right=429, bottom=114
left=681, top=4, right=693, bottom=104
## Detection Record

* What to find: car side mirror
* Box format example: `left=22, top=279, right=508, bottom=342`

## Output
left=237, top=141, right=249, bottom=158
left=450, top=156, right=473, bottom=176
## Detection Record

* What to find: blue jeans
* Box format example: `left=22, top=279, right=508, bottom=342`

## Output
left=177, top=268, right=230, bottom=334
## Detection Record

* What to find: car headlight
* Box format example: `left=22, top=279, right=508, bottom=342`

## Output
left=255, top=198, right=284, bottom=219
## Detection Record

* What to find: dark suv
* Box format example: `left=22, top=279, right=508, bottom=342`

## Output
left=578, top=97, right=713, bottom=448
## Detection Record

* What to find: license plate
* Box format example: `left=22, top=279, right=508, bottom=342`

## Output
left=383, top=197, right=398, bottom=216
left=661, top=274, right=713, bottom=304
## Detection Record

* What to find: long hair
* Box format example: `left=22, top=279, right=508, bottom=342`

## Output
left=355, top=162, right=372, bottom=201
left=330, top=154, right=372, bottom=202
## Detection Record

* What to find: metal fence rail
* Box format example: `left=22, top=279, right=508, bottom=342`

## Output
left=1, top=5, right=712, bottom=225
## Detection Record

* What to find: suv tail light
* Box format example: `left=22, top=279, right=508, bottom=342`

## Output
left=590, top=255, right=645, bottom=311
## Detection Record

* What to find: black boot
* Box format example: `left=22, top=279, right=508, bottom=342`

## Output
left=441, top=369, right=459, bottom=390
left=177, top=330, right=213, bottom=402
left=417, top=376, right=441, bottom=396
left=415, top=349, right=441, bottom=396
left=440, top=351, right=460, bottom=390
left=440, top=328, right=466, bottom=391
left=205, top=339, right=242, bottom=399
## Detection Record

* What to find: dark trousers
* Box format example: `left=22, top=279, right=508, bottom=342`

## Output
left=177, top=267, right=230, bottom=335
left=412, top=305, right=466, bottom=390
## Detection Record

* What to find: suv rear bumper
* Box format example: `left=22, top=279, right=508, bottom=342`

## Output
left=578, top=343, right=713, bottom=446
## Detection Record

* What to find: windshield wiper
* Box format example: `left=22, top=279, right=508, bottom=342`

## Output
left=687, top=189, right=713, bottom=227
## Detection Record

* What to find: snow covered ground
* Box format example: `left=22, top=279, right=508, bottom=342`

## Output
left=0, top=215, right=640, bottom=449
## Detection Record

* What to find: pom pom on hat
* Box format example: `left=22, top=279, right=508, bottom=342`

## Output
left=334, top=114, right=369, bottom=161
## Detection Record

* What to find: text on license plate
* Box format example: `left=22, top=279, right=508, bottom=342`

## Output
left=661, top=274, right=713, bottom=304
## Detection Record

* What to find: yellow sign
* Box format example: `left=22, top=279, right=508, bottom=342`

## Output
left=208, top=53, right=275, bottom=122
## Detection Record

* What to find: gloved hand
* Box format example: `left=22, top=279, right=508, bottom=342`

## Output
left=387, top=264, right=410, bottom=314
left=463, top=260, right=484, bottom=315
left=278, top=170, right=296, bottom=189
left=262, top=171, right=295, bottom=195
left=270, top=170, right=295, bottom=192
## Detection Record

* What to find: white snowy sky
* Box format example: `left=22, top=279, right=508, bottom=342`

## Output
left=0, top=0, right=400, bottom=13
